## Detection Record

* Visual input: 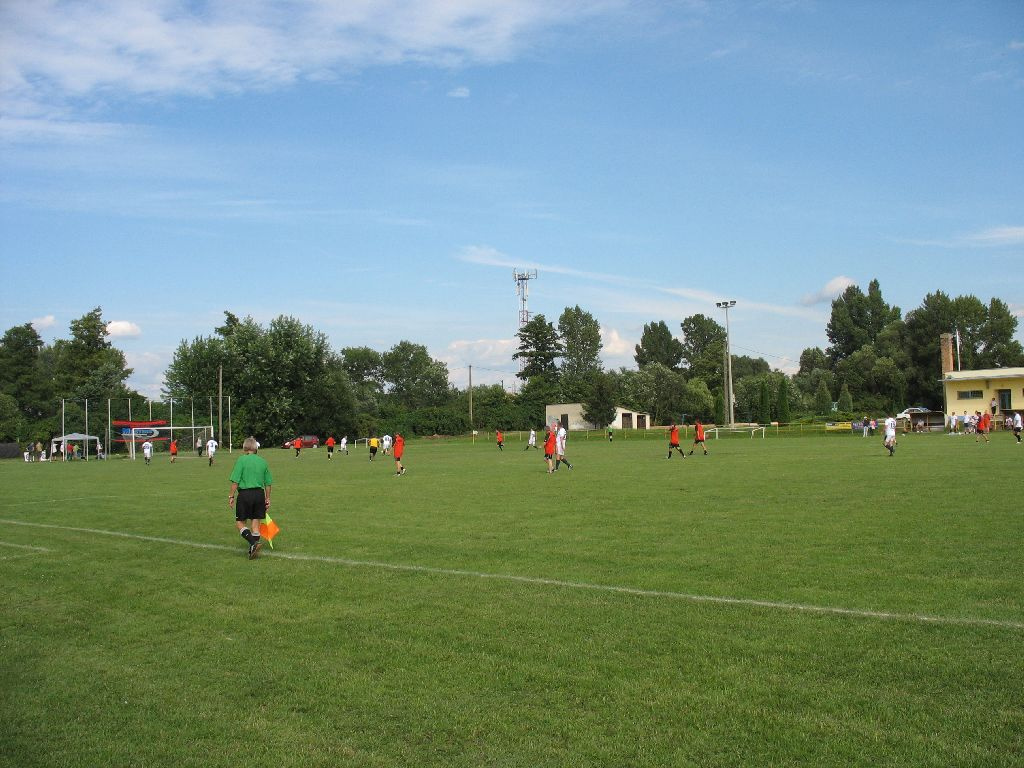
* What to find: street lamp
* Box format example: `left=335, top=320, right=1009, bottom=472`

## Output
left=715, top=300, right=737, bottom=427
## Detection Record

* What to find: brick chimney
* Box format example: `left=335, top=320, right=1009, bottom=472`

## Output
left=939, top=333, right=954, bottom=374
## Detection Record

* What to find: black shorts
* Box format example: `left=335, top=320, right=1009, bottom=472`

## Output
left=235, top=488, right=265, bottom=522
left=370, top=446, right=378, bottom=456
left=669, top=441, right=680, bottom=449
left=327, top=446, right=334, bottom=454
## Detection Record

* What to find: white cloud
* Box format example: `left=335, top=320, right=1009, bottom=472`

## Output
left=896, top=226, right=1024, bottom=249
left=600, top=326, right=637, bottom=370
left=439, top=337, right=518, bottom=386
left=106, top=320, right=141, bottom=337
left=0, top=0, right=621, bottom=138
left=447, top=86, right=470, bottom=98
left=123, top=350, right=166, bottom=399
left=801, top=275, right=855, bottom=306
left=31, top=314, right=56, bottom=330
left=962, top=226, right=1024, bottom=247
left=459, top=244, right=828, bottom=321
left=1009, top=41, right=1024, bottom=51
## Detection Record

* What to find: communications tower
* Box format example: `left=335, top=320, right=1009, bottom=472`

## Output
left=513, top=268, right=538, bottom=328
left=513, top=268, right=538, bottom=372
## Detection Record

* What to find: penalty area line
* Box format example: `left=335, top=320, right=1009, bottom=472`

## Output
left=2, top=518, right=1021, bottom=631
left=0, top=540, right=55, bottom=561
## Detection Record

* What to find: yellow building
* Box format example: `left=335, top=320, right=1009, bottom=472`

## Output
left=941, top=367, right=1024, bottom=417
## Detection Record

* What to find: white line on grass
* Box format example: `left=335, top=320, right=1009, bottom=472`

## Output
left=3, top=519, right=1022, bottom=631
left=0, top=540, right=54, bottom=561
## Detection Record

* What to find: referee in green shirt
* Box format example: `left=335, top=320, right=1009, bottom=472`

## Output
left=228, top=436, right=273, bottom=559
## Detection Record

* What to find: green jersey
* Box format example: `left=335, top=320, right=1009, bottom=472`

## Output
left=229, top=453, right=273, bottom=489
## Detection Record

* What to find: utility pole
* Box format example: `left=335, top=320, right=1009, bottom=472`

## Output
left=468, top=365, right=473, bottom=431
left=716, top=300, right=737, bottom=427
left=218, top=364, right=223, bottom=445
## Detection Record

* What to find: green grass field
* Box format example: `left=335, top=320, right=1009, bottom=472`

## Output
left=1, top=432, right=1022, bottom=767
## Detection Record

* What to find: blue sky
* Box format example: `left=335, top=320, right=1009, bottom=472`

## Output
left=2, top=0, right=1022, bottom=398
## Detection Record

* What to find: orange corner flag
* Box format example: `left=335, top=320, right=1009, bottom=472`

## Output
left=262, top=514, right=280, bottom=549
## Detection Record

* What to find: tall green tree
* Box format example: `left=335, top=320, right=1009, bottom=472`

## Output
left=777, top=376, right=791, bottom=423
left=838, top=382, right=854, bottom=413
left=52, top=308, right=133, bottom=399
left=679, top=314, right=725, bottom=388
left=758, top=379, right=772, bottom=424
left=164, top=336, right=226, bottom=397
left=900, top=291, right=1022, bottom=408
left=558, top=305, right=603, bottom=402
left=0, top=323, right=51, bottom=424
left=0, top=393, right=25, bottom=442
left=623, top=362, right=687, bottom=425
left=814, top=379, right=833, bottom=416
left=634, top=321, right=683, bottom=370
left=381, top=341, right=452, bottom=410
left=513, top=314, right=563, bottom=381
left=680, top=378, right=715, bottom=422
left=826, top=280, right=900, bottom=363
left=581, top=371, right=618, bottom=429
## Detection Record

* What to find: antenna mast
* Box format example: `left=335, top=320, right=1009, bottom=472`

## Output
left=513, top=268, right=538, bottom=329
left=513, top=268, right=538, bottom=373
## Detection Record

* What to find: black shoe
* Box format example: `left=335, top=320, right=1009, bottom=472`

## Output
left=248, top=540, right=262, bottom=559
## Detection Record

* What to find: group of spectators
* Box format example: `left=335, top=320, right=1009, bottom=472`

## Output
left=23, top=440, right=106, bottom=461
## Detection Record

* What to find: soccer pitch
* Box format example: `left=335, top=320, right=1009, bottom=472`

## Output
left=1, top=434, right=1021, bottom=767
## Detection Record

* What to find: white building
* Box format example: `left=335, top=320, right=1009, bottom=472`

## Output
left=545, top=403, right=652, bottom=431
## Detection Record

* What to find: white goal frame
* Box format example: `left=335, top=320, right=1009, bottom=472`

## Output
left=126, top=425, right=214, bottom=460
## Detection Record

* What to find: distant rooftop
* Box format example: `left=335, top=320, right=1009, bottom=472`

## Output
left=942, top=367, right=1024, bottom=381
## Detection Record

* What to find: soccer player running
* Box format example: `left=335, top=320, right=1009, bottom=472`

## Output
left=976, top=411, right=991, bottom=444
left=688, top=420, right=708, bottom=456
left=325, top=435, right=335, bottom=460
left=496, top=429, right=504, bottom=451
left=525, top=429, right=537, bottom=451
left=1013, top=411, right=1022, bottom=443
left=883, top=413, right=897, bottom=456
left=340, top=435, right=348, bottom=455
left=554, top=422, right=573, bottom=471
left=369, top=436, right=379, bottom=461
left=543, top=426, right=557, bottom=473
left=293, top=435, right=303, bottom=458
left=141, top=439, right=153, bottom=465
left=207, top=435, right=218, bottom=466
left=393, top=432, right=406, bottom=475
left=169, top=438, right=178, bottom=463
left=666, top=423, right=685, bottom=459
left=228, top=436, right=273, bottom=560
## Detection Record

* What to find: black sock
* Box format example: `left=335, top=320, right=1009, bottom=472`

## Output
left=240, top=528, right=252, bottom=544
left=251, top=534, right=261, bottom=546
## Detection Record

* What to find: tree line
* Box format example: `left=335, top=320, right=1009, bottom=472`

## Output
left=1, top=280, right=1020, bottom=445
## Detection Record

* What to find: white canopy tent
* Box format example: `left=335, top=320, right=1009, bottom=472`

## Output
left=50, top=433, right=102, bottom=461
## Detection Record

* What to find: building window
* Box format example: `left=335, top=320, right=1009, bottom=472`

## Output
left=956, top=390, right=983, bottom=400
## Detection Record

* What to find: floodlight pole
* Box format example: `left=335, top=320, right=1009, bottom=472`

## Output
left=716, top=300, right=737, bottom=427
